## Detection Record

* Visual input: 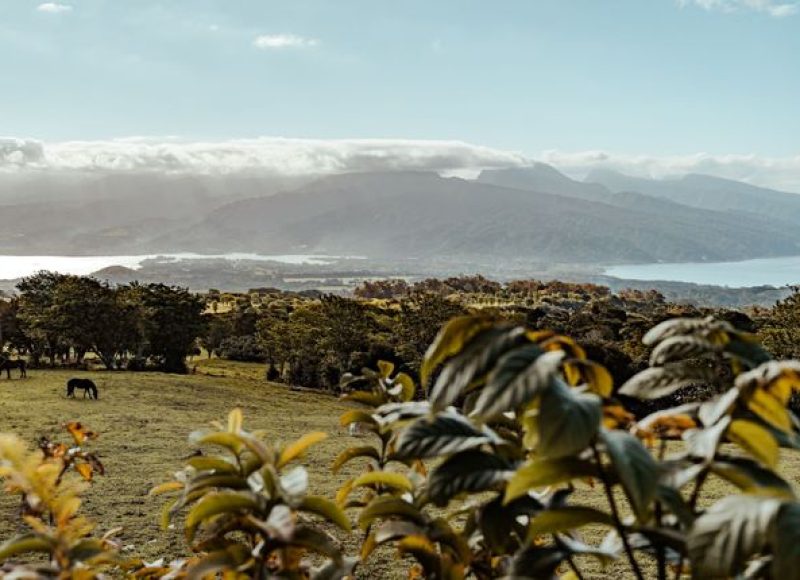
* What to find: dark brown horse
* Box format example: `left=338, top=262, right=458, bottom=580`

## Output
left=0, top=358, right=27, bottom=379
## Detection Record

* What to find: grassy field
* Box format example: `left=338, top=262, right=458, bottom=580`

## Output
left=0, top=360, right=373, bottom=574
left=2, top=360, right=800, bottom=578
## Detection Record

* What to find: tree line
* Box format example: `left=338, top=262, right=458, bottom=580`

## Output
left=0, top=271, right=205, bottom=373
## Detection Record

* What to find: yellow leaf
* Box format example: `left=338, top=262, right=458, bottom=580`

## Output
left=75, top=462, right=93, bottom=481
left=149, top=481, right=185, bottom=496
left=420, top=316, right=493, bottom=386
left=65, top=422, right=98, bottom=444
left=540, top=335, right=586, bottom=360
left=278, top=432, right=327, bottom=468
left=377, top=360, right=395, bottom=378
left=361, top=532, right=378, bottom=560
left=727, top=420, right=779, bottom=469
left=337, top=471, right=416, bottom=505
left=396, top=373, right=416, bottom=402
left=748, top=389, right=792, bottom=433
left=299, top=496, right=352, bottom=532
left=227, top=408, right=244, bottom=433
left=339, top=410, right=377, bottom=428
left=398, top=535, right=437, bottom=556
left=336, top=477, right=356, bottom=507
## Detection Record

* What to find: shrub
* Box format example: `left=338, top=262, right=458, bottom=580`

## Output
left=148, top=409, right=354, bottom=578
left=337, top=315, right=800, bottom=578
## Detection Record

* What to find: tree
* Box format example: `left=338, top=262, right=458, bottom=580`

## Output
left=126, top=283, right=206, bottom=373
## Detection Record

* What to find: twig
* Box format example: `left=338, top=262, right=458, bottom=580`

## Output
left=591, top=443, right=645, bottom=580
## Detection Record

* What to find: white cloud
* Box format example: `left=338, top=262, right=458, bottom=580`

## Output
left=676, top=0, right=799, bottom=16
left=2, top=137, right=799, bottom=193
left=36, top=2, right=73, bottom=14
left=0, top=137, right=527, bottom=176
left=253, top=34, right=319, bottom=50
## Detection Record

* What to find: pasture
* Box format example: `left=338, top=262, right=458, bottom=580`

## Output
left=0, top=361, right=363, bottom=569
left=3, top=360, right=800, bottom=578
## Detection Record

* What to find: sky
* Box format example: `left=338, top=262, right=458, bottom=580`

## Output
left=1, top=0, right=799, bottom=189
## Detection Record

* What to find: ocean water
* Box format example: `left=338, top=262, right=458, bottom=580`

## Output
left=605, top=255, right=800, bottom=288
left=0, top=253, right=357, bottom=280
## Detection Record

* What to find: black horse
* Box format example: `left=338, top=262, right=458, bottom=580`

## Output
left=66, top=378, right=98, bottom=399
left=0, top=358, right=27, bottom=379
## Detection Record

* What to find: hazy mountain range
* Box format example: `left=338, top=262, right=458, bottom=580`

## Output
left=1, top=165, right=800, bottom=265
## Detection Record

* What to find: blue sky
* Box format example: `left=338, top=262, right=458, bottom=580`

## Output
left=1, top=0, right=799, bottom=188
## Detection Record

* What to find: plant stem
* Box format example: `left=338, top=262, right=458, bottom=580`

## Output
left=553, top=535, right=586, bottom=580
left=672, top=469, right=709, bottom=580
left=591, top=443, right=645, bottom=580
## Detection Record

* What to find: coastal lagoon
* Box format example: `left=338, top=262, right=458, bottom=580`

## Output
left=0, top=254, right=357, bottom=280
left=605, top=255, right=800, bottom=288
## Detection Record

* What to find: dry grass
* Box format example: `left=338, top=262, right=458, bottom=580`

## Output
left=2, top=363, right=800, bottom=578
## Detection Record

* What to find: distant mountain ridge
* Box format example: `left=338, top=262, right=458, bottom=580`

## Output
left=0, top=165, right=799, bottom=264
left=584, top=168, right=800, bottom=225
left=154, top=169, right=800, bottom=263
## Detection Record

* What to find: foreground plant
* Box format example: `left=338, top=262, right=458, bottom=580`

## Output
left=338, top=315, right=800, bottom=578
left=149, top=409, right=354, bottom=579
left=0, top=423, right=118, bottom=578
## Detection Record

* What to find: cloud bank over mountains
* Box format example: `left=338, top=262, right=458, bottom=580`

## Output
left=2, top=136, right=799, bottom=193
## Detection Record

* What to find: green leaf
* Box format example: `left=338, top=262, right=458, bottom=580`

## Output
left=619, top=364, right=715, bottom=400
left=472, top=346, right=562, bottom=420
left=392, top=412, right=500, bottom=460
left=0, top=534, right=53, bottom=561
left=601, top=430, right=659, bottom=522
left=350, top=471, right=413, bottom=494
left=688, top=495, right=781, bottom=578
left=649, top=336, right=720, bottom=366
left=358, top=497, right=427, bottom=530
left=397, top=535, right=442, bottom=577
left=300, top=496, right=352, bottom=532
left=189, top=431, right=247, bottom=454
left=479, top=494, right=542, bottom=554
left=290, top=526, right=343, bottom=562
left=373, top=520, right=427, bottom=544
left=538, top=379, right=601, bottom=459
left=420, top=315, right=494, bottom=386
left=185, top=491, right=261, bottom=543
left=642, top=316, right=730, bottom=346
left=427, top=449, right=512, bottom=507
left=331, top=445, right=380, bottom=473
left=770, top=502, right=800, bottom=579
left=429, top=326, right=527, bottom=412
left=505, top=457, right=597, bottom=504
left=710, top=457, right=795, bottom=499
left=184, top=473, right=250, bottom=495
left=185, top=457, right=238, bottom=474
left=509, top=545, right=568, bottom=578
left=528, top=506, right=614, bottom=540
left=185, top=545, right=251, bottom=580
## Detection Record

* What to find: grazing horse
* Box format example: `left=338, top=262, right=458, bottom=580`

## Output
left=0, top=358, right=27, bottom=379
left=66, top=378, right=98, bottom=399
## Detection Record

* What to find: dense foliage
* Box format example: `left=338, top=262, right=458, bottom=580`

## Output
left=4, top=314, right=800, bottom=577
left=5, top=272, right=206, bottom=373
